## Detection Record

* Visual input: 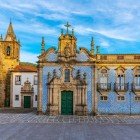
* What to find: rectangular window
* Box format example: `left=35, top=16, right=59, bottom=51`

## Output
left=134, top=75, right=140, bottom=86
left=100, top=75, right=108, bottom=89
left=15, top=95, right=19, bottom=101
left=15, top=75, right=21, bottom=85
left=117, top=55, right=124, bottom=60
left=117, top=75, right=124, bottom=90
left=35, top=95, right=37, bottom=101
left=100, top=96, right=108, bottom=101
left=135, top=96, right=140, bottom=101
left=34, top=75, right=38, bottom=85
left=64, top=69, right=70, bottom=82
left=118, top=96, right=125, bottom=101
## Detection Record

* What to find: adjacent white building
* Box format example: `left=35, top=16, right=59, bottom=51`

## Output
left=10, top=64, right=38, bottom=108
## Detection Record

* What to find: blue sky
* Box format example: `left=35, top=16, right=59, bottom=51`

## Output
left=0, top=0, right=140, bottom=63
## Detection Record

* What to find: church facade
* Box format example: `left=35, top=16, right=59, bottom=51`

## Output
left=37, top=23, right=140, bottom=115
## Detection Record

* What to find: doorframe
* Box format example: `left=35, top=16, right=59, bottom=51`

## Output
left=59, top=90, right=75, bottom=115
left=24, top=96, right=31, bottom=108
left=21, top=94, right=33, bottom=108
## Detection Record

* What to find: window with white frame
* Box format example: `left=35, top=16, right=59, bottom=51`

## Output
left=15, top=95, right=19, bottom=101
left=34, top=75, right=38, bottom=85
left=100, top=96, right=108, bottom=101
left=134, top=69, right=140, bottom=89
left=116, top=68, right=125, bottom=90
left=15, top=75, right=21, bottom=85
left=100, top=69, right=108, bottom=89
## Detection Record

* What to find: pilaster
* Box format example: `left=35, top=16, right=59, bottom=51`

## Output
left=37, top=64, right=43, bottom=115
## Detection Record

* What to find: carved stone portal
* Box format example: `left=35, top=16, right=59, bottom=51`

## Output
left=21, top=78, right=34, bottom=108
left=46, top=68, right=87, bottom=115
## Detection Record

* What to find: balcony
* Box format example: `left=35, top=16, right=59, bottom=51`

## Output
left=97, top=83, right=111, bottom=93
left=131, top=83, right=140, bottom=92
left=114, top=83, right=129, bottom=92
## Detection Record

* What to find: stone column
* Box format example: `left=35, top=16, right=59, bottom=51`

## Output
left=76, top=87, right=79, bottom=105
left=49, top=86, right=52, bottom=105
left=52, top=88, right=54, bottom=105
left=37, top=64, right=43, bottom=115
left=77, top=86, right=81, bottom=105
left=83, top=87, right=86, bottom=105
left=47, top=86, right=50, bottom=105
left=81, top=87, right=84, bottom=105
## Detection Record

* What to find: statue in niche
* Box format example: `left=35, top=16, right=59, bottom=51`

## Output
left=64, top=43, right=71, bottom=57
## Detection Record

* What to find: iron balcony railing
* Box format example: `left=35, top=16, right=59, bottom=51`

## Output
left=114, top=83, right=129, bottom=92
left=97, top=83, right=111, bottom=92
left=131, top=83, right=140, bottom=92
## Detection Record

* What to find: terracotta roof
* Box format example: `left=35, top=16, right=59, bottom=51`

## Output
left=12, top=64, right=37, bottom=72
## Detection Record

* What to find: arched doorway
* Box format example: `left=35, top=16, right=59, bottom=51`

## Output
left=61, top=91, right=73, bottom=115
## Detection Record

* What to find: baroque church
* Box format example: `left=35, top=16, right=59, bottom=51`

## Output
left=0, top=22, right=140, bottom=115
left=37, top=22, right=140, bottom=115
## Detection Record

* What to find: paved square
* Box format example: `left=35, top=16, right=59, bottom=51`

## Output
left=0, top=112, right=140, bottom=140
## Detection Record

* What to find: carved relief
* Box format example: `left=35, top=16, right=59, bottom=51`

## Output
left=46, top=68, right=87, bottom=115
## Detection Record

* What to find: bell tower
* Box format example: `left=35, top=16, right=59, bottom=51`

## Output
left=0, top=21, right=20, bottom=107
left=1, top=21, right=20, bottom=71
left=58, top=22, right=77, bottom=61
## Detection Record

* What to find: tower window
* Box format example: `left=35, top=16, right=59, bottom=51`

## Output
left=6, top=46, right=11, bottom=56
left=64, top=69, right=70, bottom=82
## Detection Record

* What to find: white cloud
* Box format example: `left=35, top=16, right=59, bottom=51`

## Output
left=20, top=51, right=39, bottom=63
left=74, top=25, right=138, bottom=41
left=100, top=40, right=110, bottom=48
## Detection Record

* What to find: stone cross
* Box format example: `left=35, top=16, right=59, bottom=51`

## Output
left=64, top=22, right=71, bottom=34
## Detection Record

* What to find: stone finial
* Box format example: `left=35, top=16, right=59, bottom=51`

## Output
left=47, top=72, right=51, bottom=79
left=31, top=85, right=34, bottom=91
left=91, top=37, right=94, bottom=55
left=53, top=69, right=57, bottom=77
left=41, top=37, right=45, bottom=54
left=76, top=69, right=81, bottom=79
left=72, top=29, right=74, bottom=36
left=96, top=46, right=100, bottom=54
left=83, top=72, right=86, bottom=80
left=61, top=29, right=63, bottom=35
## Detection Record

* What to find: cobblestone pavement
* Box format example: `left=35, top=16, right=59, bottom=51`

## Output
left=0, top=112, right=140, bottom=124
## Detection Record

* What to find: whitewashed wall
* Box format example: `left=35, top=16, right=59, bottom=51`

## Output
left=11, top=72, right=38, bottom=108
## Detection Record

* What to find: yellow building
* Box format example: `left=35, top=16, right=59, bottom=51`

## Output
left=0, top=22, right=20, bottom=107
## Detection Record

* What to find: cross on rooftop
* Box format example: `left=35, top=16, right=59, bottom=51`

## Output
left=64, top=22, right=71, bottom=34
